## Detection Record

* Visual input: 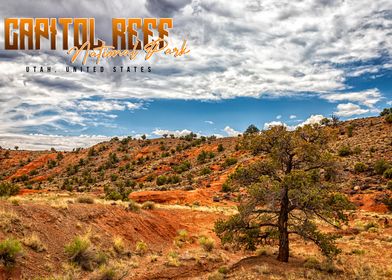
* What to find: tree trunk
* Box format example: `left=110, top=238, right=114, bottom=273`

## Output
left=277, top=186, right=289, bottom=262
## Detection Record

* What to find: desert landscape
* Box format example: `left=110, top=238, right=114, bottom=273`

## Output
left=0, top=113, right=391, bottom=280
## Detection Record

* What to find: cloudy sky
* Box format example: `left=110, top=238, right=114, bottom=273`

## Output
left=0, top=0, right=391, bottom=150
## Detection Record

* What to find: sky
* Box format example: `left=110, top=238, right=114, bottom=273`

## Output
left=0, top=0, right=391, bottom=150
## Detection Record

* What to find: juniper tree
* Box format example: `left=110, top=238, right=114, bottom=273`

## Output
left=215, top=124, right=353, bottom=262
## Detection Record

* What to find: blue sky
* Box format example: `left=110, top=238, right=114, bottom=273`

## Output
left=0, top=0, right=391, bottom=150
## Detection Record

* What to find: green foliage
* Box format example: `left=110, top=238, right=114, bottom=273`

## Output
left=197, top=150, right=215, bottom=163
left=223, top=157, right=237, bottom=167
left=384, top=168, right=392, bottom=179
left=385, top=113, right=392, bottom=124
left=338, top=146, right=351, bottom=157
left=64, top=234, right=103, bottom=271
left=200, top=166, right=212, bottom=175
left=0, top=182, right=19, bottom=197
left=156, top=175, right=181, bottom=186
left=217, top=144, right=224, bottom=152
left=354, top=162, right=367, bottom=173
left=104, top=184, right=131, bottom=201
left=198, top=236, right=215, bottom=252
left=347, top=124, right=354, bottom=137
left=0, top=238, right=23, bottom=267
left=244, top=124, right=259, bottom=135
left=215, top=125, right=352, bottom=262
left=387, top=180, right=392, bottom=190
left=380, top=107, right=392, bottom=116
left=173, top=161, right=191, bottom=173
left=374, top=159, right=390, bottom=175
left=135, top=241, right=148, bottom=255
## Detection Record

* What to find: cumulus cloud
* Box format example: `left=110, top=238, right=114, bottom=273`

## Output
left=334, top=103, right=369, bottom=117
left=204, top=120, right=214, bottom=124
left=152, top=128, right=193, bottom=137
left=0, top=0, right=391, bottom=148
left=289, top=115, right=297, bottom=119
left=223, top=126, right=241, bottom=136
left=264, top=114, right=325, bottom=130
left=276, top=115, right=282, bottom=119
left=0, top=133, right=112, bottom=151
left=322, top=89, right=382, bottom=108
left=263, top=121, right=286, bottom=130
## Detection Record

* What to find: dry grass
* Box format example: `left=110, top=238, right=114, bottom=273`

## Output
left=22, top=233, right=46, bottom=252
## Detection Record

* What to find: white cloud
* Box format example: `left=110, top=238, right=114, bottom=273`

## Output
left=387, top=101, right=392, bottom=106
left=276, top=115, right=282, bottom=120
left=264, top=121, right=286, bottom=130
left=152, top=128, right=193, bottom=137
left=0, top=133, right=112, bottom=151
left=223, top=126, right=241, bottom=137
left=264, top=114, right=325, bottom=130
left=204, top=120, right=214, bottom=124
left=289, top=115, right=297, bottom=119
left=334, top=103, right=369, bottom=117
left=322, top=89, right=382, bottom=108
left=297, top=114, right=325, bottom=126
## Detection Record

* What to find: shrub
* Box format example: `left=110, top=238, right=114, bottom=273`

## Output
left=338, top=146, right=351, bottom=157
left=64, top=235, right=96, bottom=270
left=217, top=144, right=224, bottom=152
left=387, top=181, right=392, bottom=190
left=126, top=200, right=140, bottom=212
left=221, top=182, right=231, bottom=193
left=223, top=157, right=237, bottom=167
left=0, top=238, right=23, bottom=267
left=166, top=251, right=180, bottom=267
left=385, top=113, right=392, bottom=124
left=347, top=124, right=354, bottom=137
left=174, top=229, right=189, bottom=248
left=76, top=196, right=95, bottom=204
left=374, top=159, right=390, bottom=175
left=199, top=236, right=215, bottom=252
left=104, top=185, right=131, bottom=201
left=384, top=168, right=392, bottom=179
left=113, top=237, right=125, bottom=255
left=173, top=161, right=191, bottom=174
left=22, top=233, right=46, bottom=252
left=380, top=108, right=392, bottom=116
left=0, top=182, right=19, bottom=197
left=141, top=201, right=155, bottom=210
left=156, top=175, right=167, bottom=186
left=135, top=241, right=148, bottom=256
left=354, top=162, right=367, bottom=173
left=200, top=167, right=212, bottom=175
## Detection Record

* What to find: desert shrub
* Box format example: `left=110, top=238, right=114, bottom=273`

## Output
left=208, top=272, right=224, bottom=280
left=174, top=229, right=189, bottom=248
left=347, top=124, right=354, bottom=137
left=113, top=237, right=125, bottom=255
left=374, top=159, right=390, bottom=175
left=387, top=181, right=392, bottom=190
left=22, top=233, right=46, bottom=252
left=384, top=168, right=392, bottom=179
left=0, top=238, right=23, bottom=267
left=338, top=146, right=351, bottom=157
left=93, top=262, right=127, bottom=280
left=166, top=251, right=180, bottom=267
left=380, top=108, right=392, bottom=116
left=200, top=166, right=212, bottom=175
left=135, top=241, right=148, bottom=256
left=173, top=161, right=191, bottom=173
left=76, top=196, right=95, bottom=204
left=223, top=157, right=237, bottom=167
left=104, top=185, right=130, bottom=201
left=141, top=201, right=155, bottom=210
left=126, top=200, right=140, bottom=212
left=354, top=162, right=367, bottom=173
left=385, top=113, right=392, bottom=124
left=64, top=234, right=99, bottom=270
left=156, top=175, right=167, bottom=186
left=0, top=210, right=21, bottom=232
left=217, top=144, right=224, bottom=152
left=221, top=182, right=231, bottom=193
left=0, top=182, right=19, bottom=197
left=199, top=236, right=215, bottom=252
left=197, top=150, right=215, bottom=163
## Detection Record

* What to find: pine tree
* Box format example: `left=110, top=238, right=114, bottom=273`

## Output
left=215, top=124, right=353, bottom=262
